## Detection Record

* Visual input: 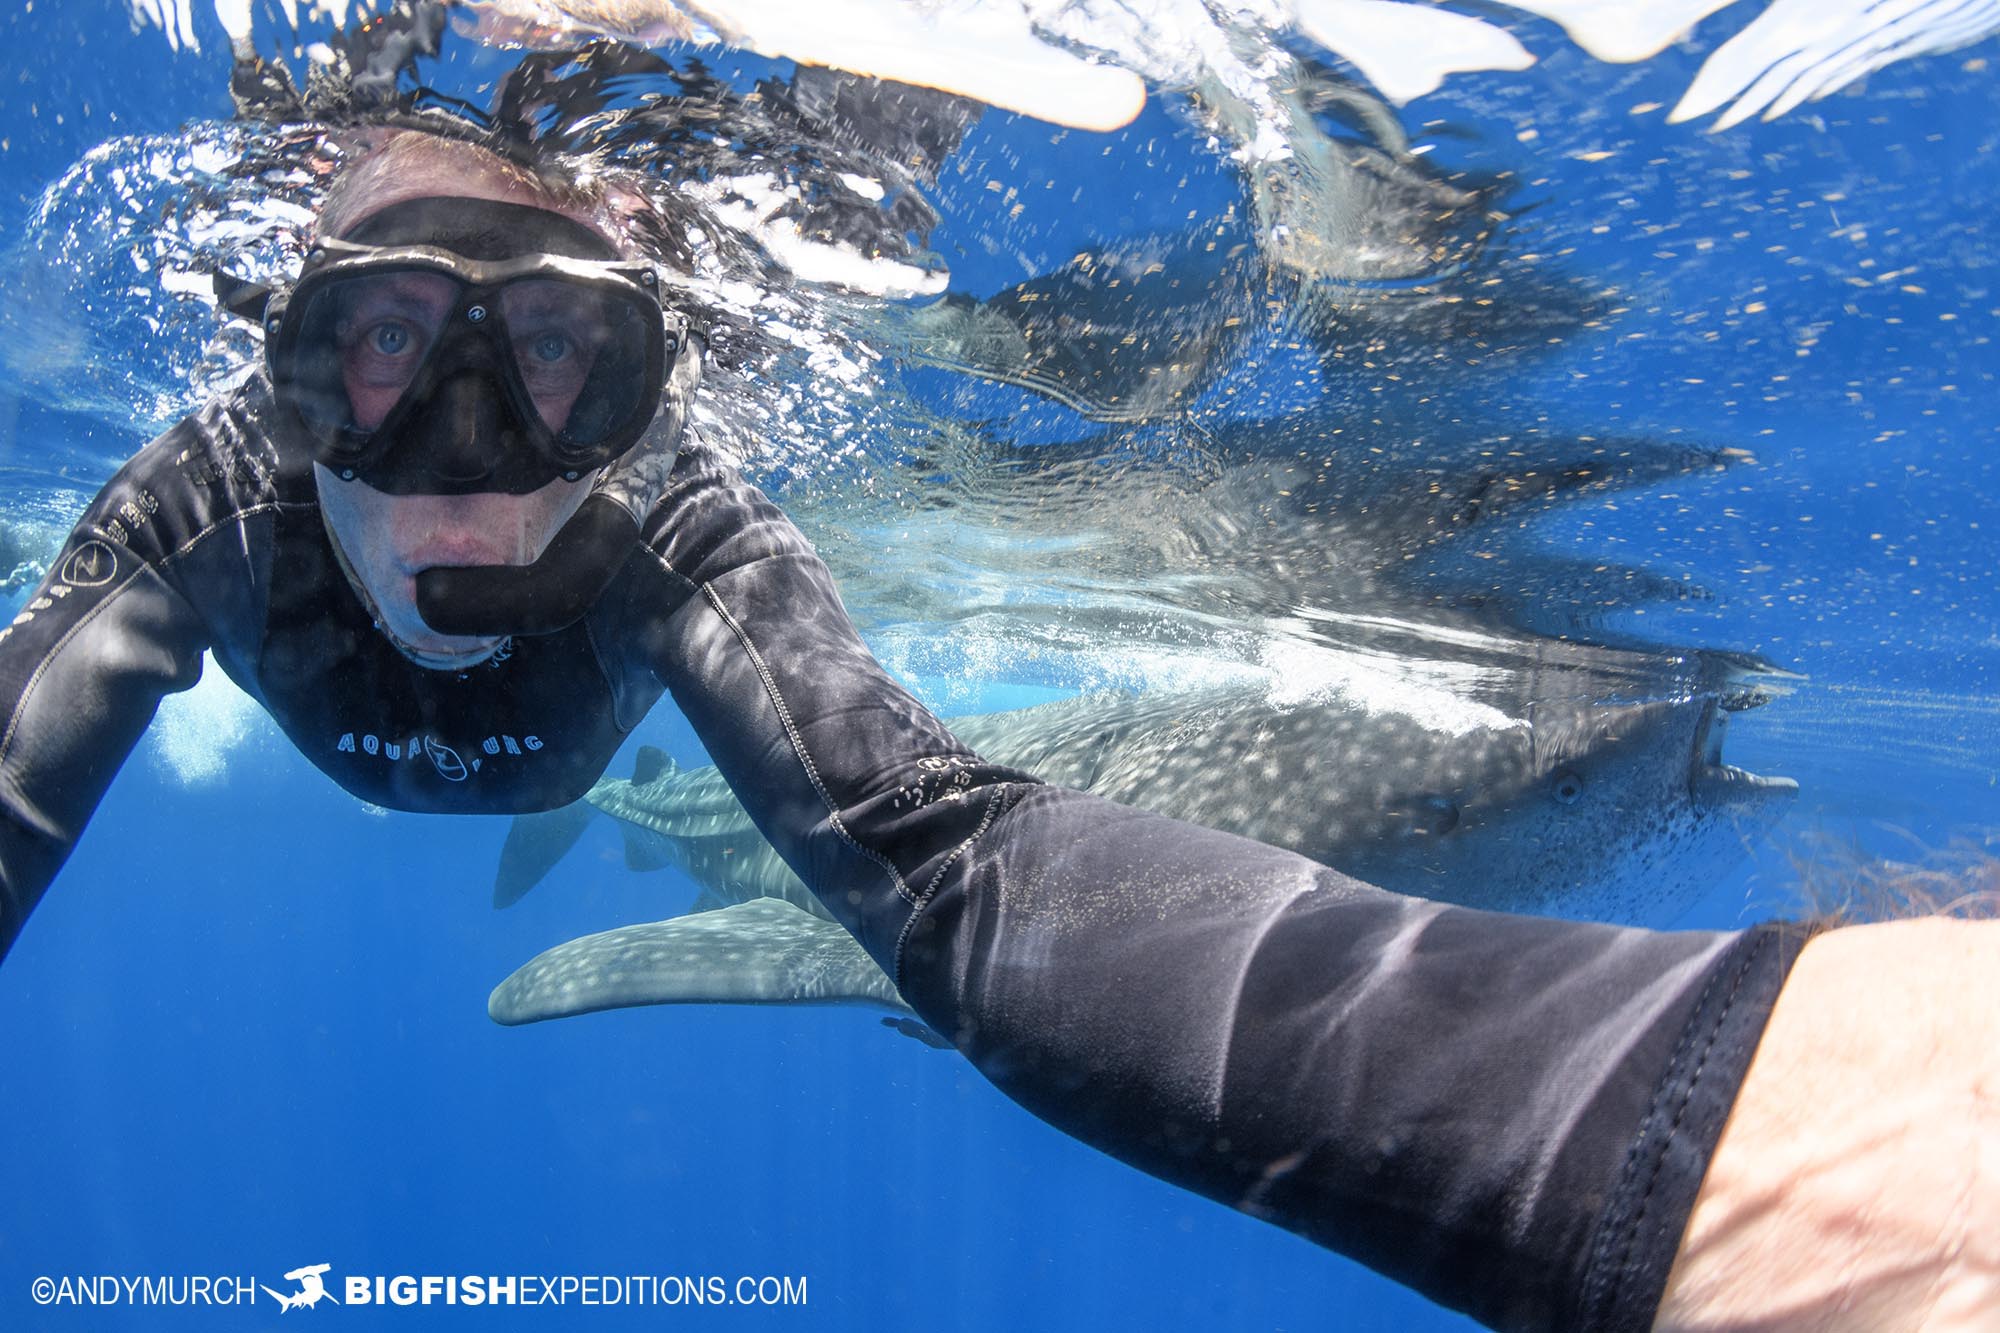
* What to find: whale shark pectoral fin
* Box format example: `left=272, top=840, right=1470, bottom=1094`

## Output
left=622, top=825, right=674, bottom=873
left=488, top=899, right=910, bottom=1026
left=493, top=801, right=597, bottom=909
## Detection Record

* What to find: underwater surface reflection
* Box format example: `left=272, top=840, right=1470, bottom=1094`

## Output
left=0, top=2, right=1993, bottom=1329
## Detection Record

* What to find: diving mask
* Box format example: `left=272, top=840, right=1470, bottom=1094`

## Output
left=263, top=196, right=688, bottom=496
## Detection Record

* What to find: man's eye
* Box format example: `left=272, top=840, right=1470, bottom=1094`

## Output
left=529, top=331, right=572, bottom=363
left=368, top=321, right=413, bottom=356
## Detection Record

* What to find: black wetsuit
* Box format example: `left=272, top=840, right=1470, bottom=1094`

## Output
left=0, top=377, right=1804, bottom=1332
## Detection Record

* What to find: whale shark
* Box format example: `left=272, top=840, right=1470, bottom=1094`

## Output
left=488, top=680, right=1795, bottom=1026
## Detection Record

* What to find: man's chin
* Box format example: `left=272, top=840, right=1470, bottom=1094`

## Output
left=410, top=627, right=493, bottom=653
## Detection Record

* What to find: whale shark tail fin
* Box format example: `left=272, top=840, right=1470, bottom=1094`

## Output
left=493, top=801, right=596, bottom=909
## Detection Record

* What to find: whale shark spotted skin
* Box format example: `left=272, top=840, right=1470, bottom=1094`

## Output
left=488, top=684, right=1795, bottom=1026
left=494, top=898, right=909, bottom=1022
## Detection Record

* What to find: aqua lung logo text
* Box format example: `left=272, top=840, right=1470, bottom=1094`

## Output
left=336, top=731, right=543, bottom=781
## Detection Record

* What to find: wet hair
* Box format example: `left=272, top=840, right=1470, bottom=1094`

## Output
left=315, top=128, right=653, bottom=259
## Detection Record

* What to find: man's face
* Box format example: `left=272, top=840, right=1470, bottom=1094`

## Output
left=311, top=173, right=615, bottom=662
left=315, top=464, right=592, bottom=659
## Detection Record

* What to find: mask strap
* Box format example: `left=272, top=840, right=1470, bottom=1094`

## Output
left=214, top=272, right=274, bottom=323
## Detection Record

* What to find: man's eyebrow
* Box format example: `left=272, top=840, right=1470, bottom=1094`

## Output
left=335, top=277, right=451, bottom=323
left=349, top=290, right=438, bottom=312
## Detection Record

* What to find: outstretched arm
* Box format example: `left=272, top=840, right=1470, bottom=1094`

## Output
left=0, top=422, right=226, bottom=958
left=628, top=438, right=1812, bottom=1331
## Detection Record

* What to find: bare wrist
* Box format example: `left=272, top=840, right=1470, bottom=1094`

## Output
left=1656, top=919, right=2000, bottom=1330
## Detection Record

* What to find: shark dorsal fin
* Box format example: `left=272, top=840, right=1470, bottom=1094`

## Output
left=632, top=745, right=675, bottom=785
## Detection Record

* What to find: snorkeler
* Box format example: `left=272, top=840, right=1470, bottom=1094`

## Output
left=0, top=126, right=1989, bottom=1332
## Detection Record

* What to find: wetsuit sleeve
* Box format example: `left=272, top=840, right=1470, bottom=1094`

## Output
left=631, top=441, right=1806, bottom=1332
left=0, top=436, right=213, bottom=959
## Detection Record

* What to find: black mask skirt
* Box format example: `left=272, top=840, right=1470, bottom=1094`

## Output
left=268, top=196, right=679, bottom=497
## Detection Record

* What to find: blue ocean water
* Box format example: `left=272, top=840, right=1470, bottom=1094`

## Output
left=0, top=3, right=1994, bottom=1330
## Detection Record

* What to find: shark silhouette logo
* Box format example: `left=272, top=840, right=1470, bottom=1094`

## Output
left=261, top=1263, right=338, bottom=1312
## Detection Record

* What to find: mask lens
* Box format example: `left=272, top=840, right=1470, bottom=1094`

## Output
left=500, top=279, right=654, bottom=450
left=289, top=267, right=458, bottom=442
left=276, top=255, right=669, bottom=487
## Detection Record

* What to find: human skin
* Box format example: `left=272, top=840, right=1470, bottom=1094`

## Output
left=314, top=465, right=590, bottom=662
left=334, top=270, right=603, bottom=431
left=1656, top=917, right=2000, bottom=1330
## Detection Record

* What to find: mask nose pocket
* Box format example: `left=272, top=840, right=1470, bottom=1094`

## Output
left=414, top=366, right=514, bottom=487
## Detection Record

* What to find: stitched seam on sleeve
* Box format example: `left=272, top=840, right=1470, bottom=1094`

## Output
left=921, top=784, right=1009, bottom=904
left=156, top=500, right=285, bottom=568
left=1587, top=928, right=1771, bottom=1322
left=700, top=582, right=917, bottom=908
left=891, top=782, right=1013, bottom=988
